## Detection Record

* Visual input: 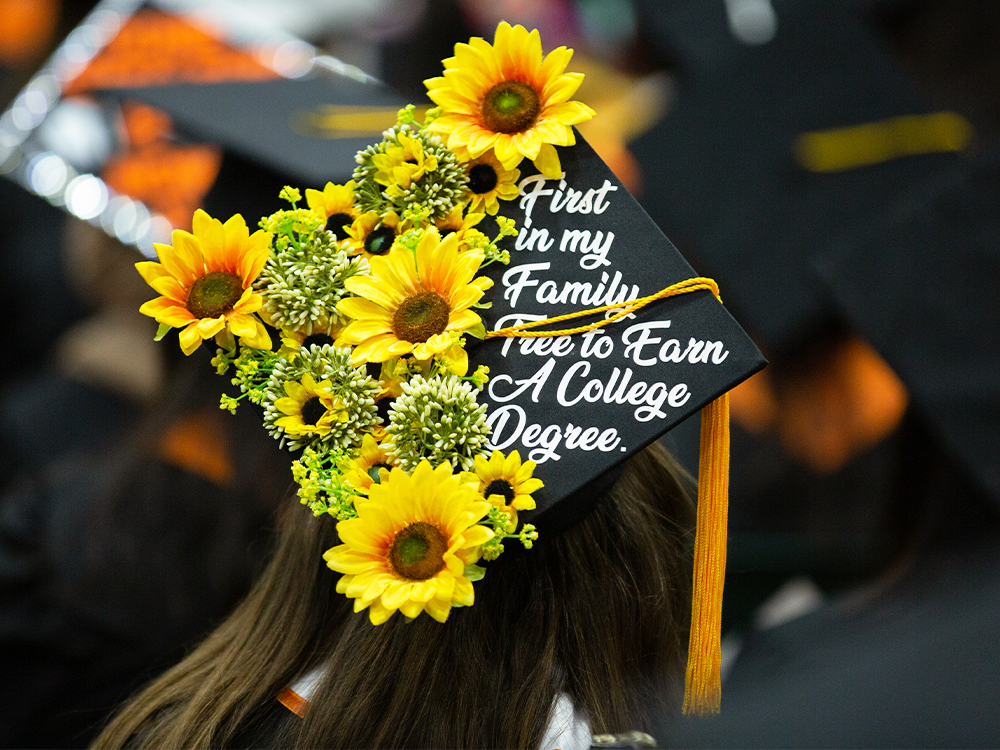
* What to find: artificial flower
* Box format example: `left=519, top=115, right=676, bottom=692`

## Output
left=460, top=150, right=520, bottom=215
left=434, top=203, right=486, bottom=249
left=473, top=450, right=543, bottom=522
left=305, top=181, right=359, bottom=241
left=342, top=433, right=397, bottom=493
left=273, top=372, right=349, bottom=437
left=371, top=129, right=438, bottom=192
left=336, top=229, right=492, bottom=366
left=425, top=21, right=595, bottom=179
left=324, top=460, right=494, bottom=624
left=384, top=373, right=490, bottom=472
left=136, top=209, right=271, bottom=355
left=344, top=210, right=403, bottom=260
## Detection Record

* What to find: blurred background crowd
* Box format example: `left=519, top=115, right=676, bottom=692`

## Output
left=1, top=0, right=998, bottom=747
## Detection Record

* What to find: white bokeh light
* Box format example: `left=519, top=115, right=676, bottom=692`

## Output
left=64, top=174, right=109, bottom=220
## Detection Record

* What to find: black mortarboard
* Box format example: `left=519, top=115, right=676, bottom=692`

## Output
left=105, top=73, right=410, bottom=186
left=472, top=134, right=765, bottom=533
left=815, top=154, right=1000, bottom=505
left=632, top=0, right=970, bottom=356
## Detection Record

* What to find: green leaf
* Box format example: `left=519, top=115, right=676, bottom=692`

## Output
left=153, top=323, right=172, bottom=342
left=464, top=563, right=486, bottom=582
left=466, top=321, right=487, bottom=340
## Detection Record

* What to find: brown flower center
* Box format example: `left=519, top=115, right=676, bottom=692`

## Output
left=484, top=478, right=515, bottom=505
left=300, top=396, right=326, bottom=426
left=391, top=291, right=450, bottom=344
left=388, top=522, right=448, bottom=580
left=481, top=80, right=541, bottom=134
left=468, top=163, right=499, bottom=194
left=365, top=225, right=396, bottom=256
left=327, top=212, right=353, bottom=241
left=186, top=271, right=244, bottom=319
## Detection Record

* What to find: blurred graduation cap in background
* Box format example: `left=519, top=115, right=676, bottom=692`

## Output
left=2, top=2, right=409, bottom=249
left=668, top=146, right=1000, bottom=750
left=627, top=0, right=977, bottom=606
left=632, top=0, right=970, bottom=357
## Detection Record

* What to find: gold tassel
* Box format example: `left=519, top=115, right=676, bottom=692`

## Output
left=683, top=391, right=730, bottom=715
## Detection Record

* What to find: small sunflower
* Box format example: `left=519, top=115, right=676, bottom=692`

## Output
left=474, top=450, right=543, bottom=522
left=273, top=373, right=349, bottom=437
left=425, top=22, right=595, bottom=179
left=342, top=433, right=398, bottom=494
left=434, top=203, right=486, bottom=249
left=136, top=209, right=271, bottom=355
left=371, top=129, right=438, bottom=193
left=262, top=345, right=381, bottom=452
left=337, top=229, right=492, bottom=366
left=460, top=150, right=520, bottom=215
left=278, top=324, right=346, bottom=358
left=305, top=181, right=359, bottom=241
left=344, top=210, right=403, bottom=261
left=324, top=460, right=494, bottom=624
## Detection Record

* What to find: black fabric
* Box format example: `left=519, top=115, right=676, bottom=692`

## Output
left=662, top=451, right=1000, bottom=749
left=632, top=0, right=963, bottom=355
left=816, top=153, right=1000, bottom=506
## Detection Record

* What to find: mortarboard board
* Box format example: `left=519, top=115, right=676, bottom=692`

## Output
left=631, top=0, right=970, bottom=356
left=131, top=21, right=766, bottom=715
left=815, top=154, right=1000, bottom=506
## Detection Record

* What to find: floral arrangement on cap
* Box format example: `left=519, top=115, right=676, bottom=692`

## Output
left=135, top=23, right=594, bottom=626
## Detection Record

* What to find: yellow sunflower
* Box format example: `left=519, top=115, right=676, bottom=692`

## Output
left=305, top=181, right=359, bottom=241
left=434, top=203, right=486, bottom=249
left=372, top=129, right=438, bottom=195
left=344, top=210, right=403, bottom=260
left=324, top=460, right=494, bottom=624
left=424, top=22, right=595, bottom=179
left=342, top=433, right=398, bottom=494
left=277, top=322, right=346, bottom=358
left=460, top=150, right=520, bottom=215
left=136, top=209, right=272, bottom=356
left=274, top=373, right=349, bottom=437
left=336, top=229, right=492, bottom=366
left=473, top=450, right=543, bottom=522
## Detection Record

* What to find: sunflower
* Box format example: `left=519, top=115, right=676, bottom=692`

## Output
left=324, top=460, right=494, bottom=624
left=305, top=181, right=359, bottom=241
left=273, top=372, right=349, bottom=437
left=473, top=450, right=543, bottom=522
left=460, top=150, right=520, bottom=215
left=342, top=433, right=398, bottom=494
left=336, top=229, right=492, bottom=366
left=136, top=209, right=272, bottom=355
left=434, top=203, right=486, bottom=249
left=424, top=22, right=595, bottom=179
left=344, top=210, right=403, bottom=260
left=278, top=323, right=346, bottom=358
left=371, top=129, right=438, bottom=194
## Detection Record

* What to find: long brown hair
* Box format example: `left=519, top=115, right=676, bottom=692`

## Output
left=93, top=442, right=695, bottom=749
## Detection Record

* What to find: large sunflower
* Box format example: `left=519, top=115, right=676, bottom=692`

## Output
left=305, top=181, right=359, bottom=241
left=424, top=22, right=595, bottom=179
left=336, top=229, right=492, bottom=366
left=136, top=209, right=271, bottom=355
left=473, top=450, right=543, bottom=522
left=324, top=460, right=493, bottom=624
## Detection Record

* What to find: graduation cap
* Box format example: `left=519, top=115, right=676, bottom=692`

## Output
left=133, top=22, right=765, bottom=716
left=632, top=0, right=970, bottom=357
left=815, top=154, right=1000, bottom=506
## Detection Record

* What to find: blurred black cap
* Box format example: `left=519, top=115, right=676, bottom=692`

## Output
left=633, top=0, right=968, bottom=356
left=815, top=153, right=1000, bottom=505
